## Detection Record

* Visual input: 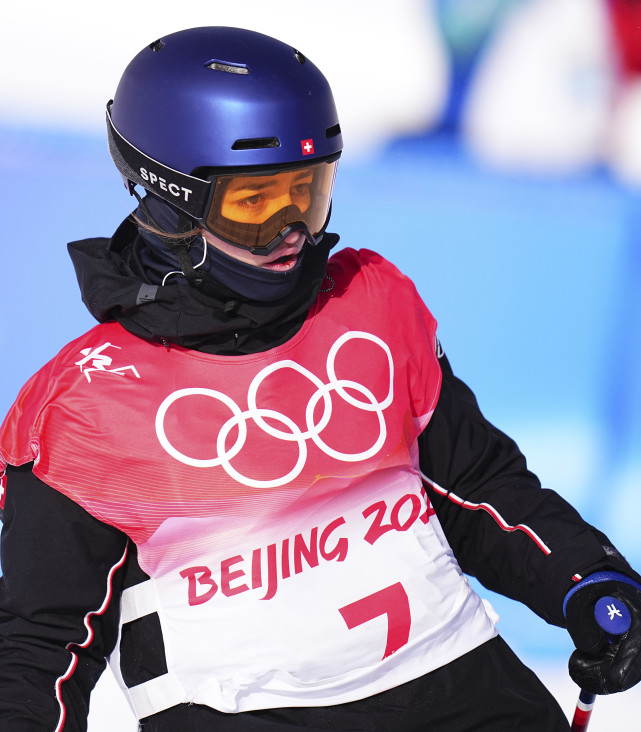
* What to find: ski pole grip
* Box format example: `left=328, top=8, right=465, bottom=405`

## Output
left=571, top=598, right=631, bottom=730
left=568, top=583, right=634, bottom=731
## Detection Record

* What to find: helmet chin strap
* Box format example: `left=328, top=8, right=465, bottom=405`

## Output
left=165, top=237, right=207, bottom=287
left=162, top=237, right=208, bottom=286
left=132, top=187, right=207, bottom=287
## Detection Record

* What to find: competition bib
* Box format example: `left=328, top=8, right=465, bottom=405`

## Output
left=0, top=249, right=498, bottom=715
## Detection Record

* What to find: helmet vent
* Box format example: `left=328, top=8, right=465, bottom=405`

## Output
left=232, top=137, right=281, bottom=150
left=206, top=60, right=250, bottom=75
left=326, top=123, right=341, bottom=139
left=149, top=40, right=165, bottom=53
left=294, top=50, right=306, bottom=65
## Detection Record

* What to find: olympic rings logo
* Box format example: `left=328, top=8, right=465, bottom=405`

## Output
left=154, top=331, right=394, bottom=489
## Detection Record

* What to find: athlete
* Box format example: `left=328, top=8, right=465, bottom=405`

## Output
left=1, top=26, right=640, bottom=732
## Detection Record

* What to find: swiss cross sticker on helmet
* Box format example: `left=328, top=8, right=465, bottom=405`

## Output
left=301, top=139, right=315, bottom=155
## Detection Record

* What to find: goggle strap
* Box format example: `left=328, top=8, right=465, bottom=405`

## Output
left=106, top=103, right=211, bottom=220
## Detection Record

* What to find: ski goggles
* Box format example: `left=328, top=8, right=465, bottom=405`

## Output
left=202, top=157, right=339, bottom=254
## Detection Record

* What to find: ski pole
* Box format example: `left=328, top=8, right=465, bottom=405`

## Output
left=570, top=595, right=632, bottom=731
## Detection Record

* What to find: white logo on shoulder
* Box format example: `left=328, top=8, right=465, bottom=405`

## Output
left=75, top=343, right=141, bottom=383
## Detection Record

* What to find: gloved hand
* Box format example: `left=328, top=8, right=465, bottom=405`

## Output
left=564, top=571, right=641, bottom=694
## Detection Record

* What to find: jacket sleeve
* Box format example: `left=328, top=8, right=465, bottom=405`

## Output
left=418, top=351, right=640, bottom=628
left=0, top=464, right=129, bottom=731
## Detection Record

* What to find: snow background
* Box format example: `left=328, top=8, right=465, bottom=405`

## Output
left=1, top=1, right=640, bottom=727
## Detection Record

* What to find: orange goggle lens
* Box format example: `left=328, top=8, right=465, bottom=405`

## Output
left=204, top=159, right=338, bottom=251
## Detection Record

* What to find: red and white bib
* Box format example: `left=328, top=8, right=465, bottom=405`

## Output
left=0, top=249, right=498, bottom=716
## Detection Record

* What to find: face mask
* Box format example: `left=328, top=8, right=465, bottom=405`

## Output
left=199, top=238, right=306, bottom=302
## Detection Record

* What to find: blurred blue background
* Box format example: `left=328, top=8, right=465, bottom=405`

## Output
left=1, top=0, right=640, bottom=679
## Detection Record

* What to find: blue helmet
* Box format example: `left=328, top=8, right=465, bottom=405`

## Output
left=107, top=26, right=343, bottom=247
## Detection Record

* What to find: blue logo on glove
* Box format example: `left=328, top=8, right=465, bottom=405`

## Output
left=594, top=595, right=632, bottom=637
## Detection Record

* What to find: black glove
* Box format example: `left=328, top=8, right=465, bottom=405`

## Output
left=564, top=571, right=641, bottom=694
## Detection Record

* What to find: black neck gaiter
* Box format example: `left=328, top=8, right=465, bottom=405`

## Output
left=134, top=194, right=305, bottom=301
left=67, top=196, right=339, bottom=355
